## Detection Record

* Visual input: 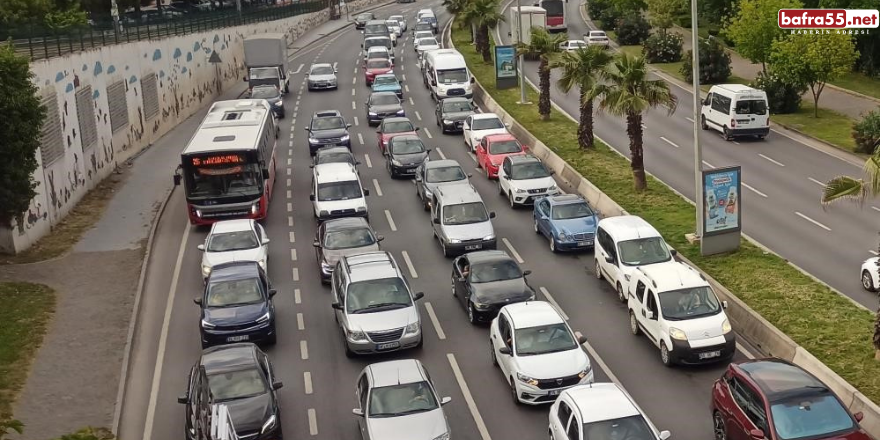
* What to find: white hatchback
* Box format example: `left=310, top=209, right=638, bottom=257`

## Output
left=462, top=113, right=509, bottom=152
left=198, top=219, right=270, bottom=279
left=550, top=383, right=671, bottom=440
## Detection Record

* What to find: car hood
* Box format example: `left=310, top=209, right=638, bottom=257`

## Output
left=310, top=74, right=336, bottom=82
left=391, top=151, right=429, bottom=165
left=311, top=128, right=349, bottom=139
left=204, top=302, right=267, bottom=326
left=203, top=249, right=263, bottom=268
left=367, top=408, right=449, bottom=440
left=348, top=305, right=418, bottom=332
left=442, top=111, right=473, bottom=121
left=471, top=128, right=507, bottom=141
left=441, top=221, right=493, bottom=241
left=322, top=245, right=380, bottom=266
left=471, top=278, right=534, bottom=304
left=674, top=310, right=729, bottom=342
left=551, top=215, right=598, bottom=235
left=373, top=83, right=402, bottom=92
left=370, top=104, right=404, bottom=113
left=509, top=176, right=556, bottom=190
left=516, top=348, right=590, bottom=379
left=225, top=394, right=273, bottom=434
left=315, top=198, right=367, bottom=212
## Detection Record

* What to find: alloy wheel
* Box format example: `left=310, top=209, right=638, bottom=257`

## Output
left=595, top=259, right=602, bottom=280
left=863, top=270, right=874, bottom=291
left=629, top=312, right=640, bottom=336
left=713, top=412, right=727, bottom=440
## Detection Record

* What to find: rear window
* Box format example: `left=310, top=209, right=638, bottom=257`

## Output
left=735, top=99, right=767, bottom=115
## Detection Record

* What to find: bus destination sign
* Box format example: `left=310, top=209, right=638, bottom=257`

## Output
left=190, top=154, right=246, bottom=166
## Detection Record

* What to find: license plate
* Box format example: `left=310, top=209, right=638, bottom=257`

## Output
left=376, top=342, right=400, bottom=350
left=227, top=335, right=249, bottom=342
left=465, top=244, right=482, bottom=250
left=548, top=389, right=562, bottom=396
left=699, top=350, right=721, bottom=359
left=577, top=241, right=591, bottom=247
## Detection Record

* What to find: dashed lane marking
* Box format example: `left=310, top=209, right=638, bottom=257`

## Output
left=304, top=372, right=313, bottom=394
left=795, top=212, right=831, bottom=231
left=308, top=409, right=318, bottom=436
left=447, top=354, right=492, bottom=440
left=352, top=101, right=356, bottom=109
left=743, top=182, right=768, bottom=198
left=702, top=160, right=715, bottom=169
left=289, top=231, right=295, bottom=243
left=402, top=251, right=418, bottom=278
left=300, top=340, right=309, bottom=360
left=291, top=249, right=298, bottom=261
left=436, top=147, right=446, bottom=160
left=288, top=216, right=293, bottom=227
left=354, top=116, right=360, bottom=126
left=758, top=153, right=785, bottom=167
left=415, top=111, right=422, bottom=120
left=660, top=136, right=679, bottom=148
left=373, top=178, right=383, bottom=196
left=364, top=153, right=373, bottom=168
left=292, top=268, right=300, bottom=281
left=287, top=202, right=293, bottom=212
left=424, top=127, right=433, bottom=139
left=294, top=289, right=301, bottom=304
left=424, top=302, right=446, bottom=340
left=385, top=209, right=397, bottom=231
left=286, top=190, right=292, bottom=198
left=502, top=238, right=524, bottom=263
left=358, top=133, right=365, bottom=145
left=287, top=168, right=292, bottom=176
left=409, top=97, right=415, bottom=105
left=405, top=84, right=410, bottom=92
left=539, top=287, right=569, bottom=320
left=808, top=177, right=826, bottom=187
left=286, top=178, right=291, bottom=187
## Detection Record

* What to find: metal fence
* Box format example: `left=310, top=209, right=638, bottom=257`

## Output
left=5, top=0, right=331, bottom=61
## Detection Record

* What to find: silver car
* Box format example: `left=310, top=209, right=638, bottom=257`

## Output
left=307, top=63, right=338, bottom=90
left=415, top=159, right=471, bottom=211
left=353, top=359, right=452, bottom=440
left=314, top=217, right=383, bottom=283
left=331, top=252, right=424, bottom=357
left=389, top=15, right=406, bottom=32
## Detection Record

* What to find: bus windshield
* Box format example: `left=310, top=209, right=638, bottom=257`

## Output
left=183, top=160, right=263, bottom=199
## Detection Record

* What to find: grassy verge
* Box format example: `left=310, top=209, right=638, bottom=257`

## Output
left=772, top=102, right=858, bottom=153
left=830, top=71, right=880, bottom=101
left=0, top=172, right=125, bottom=265
left=0, top=282, right=56, bottom=417
left=455, top=24, right=880, bottom=404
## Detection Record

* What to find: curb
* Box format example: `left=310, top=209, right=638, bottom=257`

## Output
left=825, top=82, right=880, bottom=105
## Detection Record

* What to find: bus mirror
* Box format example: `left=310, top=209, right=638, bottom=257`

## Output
left=173, top=174, right=181, bottom=186
left=262, top=169, right=270, bottom=179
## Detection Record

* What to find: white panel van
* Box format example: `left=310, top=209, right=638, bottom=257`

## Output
left=700, top=84, right=770, bottom=141
left=422, top=49, right=474, bottom=100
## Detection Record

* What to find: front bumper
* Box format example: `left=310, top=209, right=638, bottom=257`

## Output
left=201, top=321, right=275, bottom=347
left=553, top=235, right=595, bottom=251
left=511, top=189, right=562, bottom=205
left=513, top=371, right=594, bottom=405
left=444, top=238, right=497, bottom=255
left=345, top=329, right=422, bottom=355
left=670, top=333, right=736, bottom=365
left=320, top=263, right=333, bottom=283
left=390, top=163, right=421, bottom=176
left=308, top=81, right=338, bottom=90
left=317, top=209, right=368, bottom=222
left=485, top=163, right=500, bottom=178
left=441, top=119, right=465, bottom=132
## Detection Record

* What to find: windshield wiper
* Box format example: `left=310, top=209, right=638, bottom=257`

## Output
left=354, top=302, right=409, bottom=313
left=388, top=407, right=434, bottom=416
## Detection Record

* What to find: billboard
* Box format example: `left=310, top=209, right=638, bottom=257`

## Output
left=702, top=166, right=741, bottom=237
left=495, top=45, right=517, bottom=89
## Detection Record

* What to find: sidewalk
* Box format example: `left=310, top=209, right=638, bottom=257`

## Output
left=673, top=26, right=880, bottom=120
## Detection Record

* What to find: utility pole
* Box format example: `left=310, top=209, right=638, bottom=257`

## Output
left=515, top=1, right=528, bottom=104
left=690, top=0, right=703, bottom=240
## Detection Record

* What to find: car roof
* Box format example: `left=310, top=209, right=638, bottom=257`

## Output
left=323, top=217, right=371, bottom=232
left=314, top=110, right=342, bottom=118
left=381, top=117, right=411, bottom=126
left=736, top=359, right=828, bottom=401
left=597, top=215, right=661, bottom=240
left=210, top=219, right=254, bottom=234
left=435, top=182, right=482, bottom=204
left=465, top=249, right=513, bottom=264
left=424, top=159, right=462, bottom=169
left=546, top=194, right=587, bottom=206
left=310, top=63, right=333, bottom=69
left=473, top=113, right=501, bottom=120
left=636, top=261, right=707, bottom=292
left=365, top=35, right=390, bottom=41
left=208, top=260, right=261, bottom=283
left=316, top=145, right=352, bottom=155
left=367, top=46, right=389, bottom=52
left=565, top=383, right=641, bottom=423
left=366, top=359, right=426, bottom=387
left=343, top=251, right=401, bottom=282
left=504, top=301, right=565, bottom=328
left=314, top=162, right=358, bottom=179
left=201, top=343, right=259, bottom=373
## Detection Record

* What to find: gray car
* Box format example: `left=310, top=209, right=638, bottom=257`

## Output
left=353, top=359, right=452, bottom=440
left=415, top=159, right=471, bottom=211
left=248, top=85, right=285, bottom=118
left=435, top=97, right=476, bottom=133
left=313, top=217, right=383, bottom=283
left=385, top=135, right=430, bottom=178
left=366, top=92, right=405, bottom=126
left=307, top=63, right=338, bottom=91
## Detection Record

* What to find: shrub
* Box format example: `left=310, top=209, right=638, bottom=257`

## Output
left=852, top=110, right=880, bottom=154
left=615, top=13, right=650, bottom=45
left=589, top=0, right=622, bottom=26
left=749, top=70, right=805, bottom=114
left=681, top=36, right=731, bottom=84
left=643, top=31, right=683, bottom=63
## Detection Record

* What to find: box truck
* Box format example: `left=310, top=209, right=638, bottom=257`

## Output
left=508, top=6, right=546, bottom=45
left=243, top=34, right=290, bottom=94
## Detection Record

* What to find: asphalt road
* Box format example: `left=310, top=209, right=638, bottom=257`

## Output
left=120, top=5, right=760, bottom=440
left=496, top=1, right=880, bottom=309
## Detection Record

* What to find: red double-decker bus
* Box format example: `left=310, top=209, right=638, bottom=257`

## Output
left=173, top=99, right=279, bottom=225
left=536, top=0, right=567, bottom=31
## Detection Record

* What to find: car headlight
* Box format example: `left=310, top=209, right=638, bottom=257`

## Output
left=356, top=206, right=367, bottom=212
left=369, top=112, right=377, bottom=116
left=273, top=101, right=283, bottom=107
left=348, top=330, right=367, bottom=342
left=491, top=161, right=502, bottom=167
left=396, top=109, right=405, bottom=115
left=578, top=365, right=592, bottom=379
left=200, top=319, right=215, bottom=329
left=424, top=189, right=433, bottom=199
left=669, top=327, right=688, bottom=341
left=391, top=159, right=402, bottom=166
left=340, top=134, right=350, bottom=141
left=309, top=137, right=319, bottom=144
left=256, top=312, right=271, bottom=324
left=557, top=232, right=567, bottom=241
left=261, top=414, right=277, bottom=434
left=473, top=301, right=490, bottom=310
left=319, top=210, right=330, bottom=217
left=516, top=372, right=539, bottom=386
left=257, top=259, right=266, bottom=269
left=448, top=238, right=462, bottom=244
left=722, top=319, right=732, bottom=334
left=483, top=234, right=495, bottom=241
left=251, top=201, right=260, bottom=215
left=405, top=322, right=420, bottom=335
left=549, top=184, right=557, bottom=191
left=321, top=260, right=332, bottom=272
left=201, top=265, right=212, bottom=277
left=432, top=433, right=450, bottom=440
left=443, top=119, right=453, bottom=124
left=515, top=188, right=527, bottom=193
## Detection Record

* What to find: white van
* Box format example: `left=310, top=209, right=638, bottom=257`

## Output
left=594, top=215, right=676, bottom=302
left=422, top=49, right=474, bottom=100
left=700, top=84, right=769, bottom=141
left=417, top=9, right=435, bottom=19
left=310, top=163, right=370, bottom=222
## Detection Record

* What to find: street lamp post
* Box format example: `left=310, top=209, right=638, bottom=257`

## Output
left=689, top=0, right=704, bottom=240
left=515, top=1, right=529, bottom=104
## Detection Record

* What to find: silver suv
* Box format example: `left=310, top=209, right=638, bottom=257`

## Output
left=331, top=252, right=424, bottom=357
left=431, top=182, right=497, bottom=257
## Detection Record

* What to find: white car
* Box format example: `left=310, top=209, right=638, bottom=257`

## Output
left=586, top=30, right=610, bottom=47
left=364, top=46, right=394, bottom=65
left=385, top=19, right=402, bottom=37
left=550, top=383, right=671, bottom=440
left=861, top=257, right=879, bottom=291
left=413, top=31, right=434, bottom=50
left=489, top=301, right=593, bottom=405
left=497, top=155, right=561, bottom=207
left=415, top=36, right=440, bottom=55
left=389, top=15, right=406, bottom=32
left=462, top=113, right=509, bottom=151
left=198, top=219, right=270, bottom=279
left=559, top=39, right=588, bottom=51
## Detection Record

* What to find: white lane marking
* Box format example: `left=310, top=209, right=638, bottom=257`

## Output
left=501, top=238, right=524, bottom=263
left=286, top=178, right=291, bottom=187
left=358, top=133, right=365, bottom=145
left=385, top=209, right=398, bottom=231
left=289, top=133, right=294, bottom=139
left=424, top=302, right=446, bottom=340
left=409, top=97, right=415, bottom=105
left=297, top=313, right=305, bottom=330
left=808, top=177, right=826, bottom=187
left=415, top=110, right=422, bottom=120
left=289, top=231, right=296, bottom=243
left=539, top=287, right=570, bottom=320
left=373, top=178, right=383, bottom=196
left=871, top=250, right=879, bottom=256
left=436, top=147, right=446, bottom=160
left=402, top=251, right=418, bottom=278
left=641, top=123, right=646, bottom=129
left=402, top=64, right=406, bottom=71
left=758, top=153, right=785, bottom=167
left=300, top=340, right=309, bottom=360
left=468, top=152, right=477, bottom=163
left=289, top=140, right=294, bottom=147
left=354, top=116, right=360, bottom=126
left=287, top=168, right=292, bottom=176
left=352, top=89, right=356, bottom=96
left=447, top=354, right=492, bottom=440
left=402, top=74, right=407, bottom=81
left=294, top=288, right=302, bottom=304
left=142, top=222, right=191, bottom=440
left=288, top=149, right=292, bottom=156
left=291, top=249, right=298, bottom=261
left=292, top=268, right=300, bottom=281
left=736, top=342, right=756, bottom=359
left=288, top=216, right=294, bottom=227
left=424, top=127, right=433, bottom=139
left=352, top=101, right=357, bottom=109
left=293, top=63, right=304, bottom=74
left=742, top=182, right=768, bottom=198
left=293, top=112, right=298, bottom=119
left=364, top=153, right=373, bottom=168
left=872, top=206, right=880, bottom=213
left=308, top=409, right=318, bottom=436
left=733, top=140, right=741, bottom=145
left=352, top=76, right=357, bottom=85
left=304, top=371, right=313, bottom=394
left=353, top=67, right=358, bottom=74
left=660, top=136, right=679, bottom=148
left=405, top=84, right=410, bottom=92
left=685, top=117, right=694, bottom=123
left=702, top=160, right=715, bottom=169
left=795, top=211, right=831, bottom=231
left=287, top=202, right=293, bottom=212
left=286, top=189, right=292, bottom=198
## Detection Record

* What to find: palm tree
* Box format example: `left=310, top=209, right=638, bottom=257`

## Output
left=551, top=46, right=613, bottom=149
left=443, top=0, right=470, bottom=15
left=460, top=0, right=504, bottom=63
left=516, top=27, right=567, bottom=121
left=593, top=53, right=677, bottom=191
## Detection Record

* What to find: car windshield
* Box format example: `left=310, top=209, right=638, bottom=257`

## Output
left=617, top=237, right=672, bottom=266
left=207, top=230, right=259, bottom=252
left=582, top=415, right=656, bottom=440
left=383, top=121, right=414, bottom=132
left=443, top=202, right=489, bottom=225
left=373, top=76, right=398, bottom=86
left=312, top=117, right=345, bottom=131
left=514, top=323, right=577, bottom=355
left=418, top=38, right=438, bottom=46
left=345, top=277, right=412, bottom=313
left=437, top=68, right=468, bottom=84
left=426, top=166, right=467, bottom=183
left=184, top=162, right=262, bottom=199
left=250, top=87, right=279, bottom=99
left=323, top=227, right=375, bottom=250
left=317, top=151, right=354, bottom=165
left=590, top=31, right=607, bottom=37
left=206, top=278, right=263, bottom=307
left=368, top=381, right=438, bottom=417
left=551, top=202, right=594, bottom=220
left=472, top=118, right=504, bottom=130
left=371, top=94, right=399, bottom=105
left=208, top=368, right=267, bottom=401
left=317, top=181, right=362, bottom=201
left=735, top=99, right=767, bottom=115
left=771, top=394, right=855, bottom=440
left=658, top=286, right=721, bottom=320
left=488, top=140, right=522, bottom=155
left=443, top=100, right=473, bottom=112
left=391, top=138, right=426, bottom=154
left=311, top=66, right=334, bottom=75
left=510, top=162, right=551, bottom=179
left=470, top=259, right=522, bottom=283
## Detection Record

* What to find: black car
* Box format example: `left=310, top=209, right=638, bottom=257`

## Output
left=385, top=134, right=430, bottom=178
left=451, top=250, right=536, bottom=324
left=196, top=261, right=278, bottom=348
left=435, top=97, right=476, bottom=133
left=366, top=92, right=405, bottom=126
left=354, top=12, right=375, bottom=29
left=178, top=343, right=284, bottom=440
left=313, top=217, right=383, bottom=282
left=249, top=85, right=285, bottom=118
left=311, top=146, right=360, bottom=168
left=306, top=110, right=352, bottom=155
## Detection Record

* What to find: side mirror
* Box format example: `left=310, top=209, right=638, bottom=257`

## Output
left=499, top=347, right=511, bottom=355
left=646, top=310, right=655, bottom=320
left=197, top=244, right=205, bottom=251
left=376, top=235, right=385, bottom=242
left=262, top=169, right=269, bottom=179
left=272, top=381, right=284, bottom=390
left=268, top=289, right=277, bottom=298
left=549, top=170, right=556, bottom=175
left=309, top=164, right=315, bottom=168
left=433, top=218, right=441, bottom=224
left=313, top=240, right=320, bottom=247
left=243, top=77, right=248, bottom=82
left=309, top=195, right=316, bottom=201
left=173, top=174, right=182, bottom=186
left=489, top=212, right=496, bottom=218
left=670, top=248, right=678, bottom=256
left=440, top=396, right=452, bottom=405
left=177, top=395, right=188, bottom=404
left=426, top=148, right=432, bottom=153
left=855, top=411, right=865, bottom=422
left=262, top=238, right=270, bottom=245
left=353, top=408, right=364, bottom=416
left=659, top=431, right=672, bottom=440
left=363, top=189, right=370, bottom=196
left=749, top=429, right=765, bottom=439
left=470, top=77, right=476, bottom=84
left=356, top=161, right=362, bottom=165
left=605, top=256, right=614, bottom=264
left=523, top=270, right=532, bottom=276
left=347, top=123, right=352, bottom=128
left=332, top=303, right=344, bottom=310
left=193, top=297, right=202, bottom=305
left=467, top=173, right=473, bottom=178
left=505, top=123, right=511, bottom=128
left=304, top=127, right=310, bottom=131
left=722, top=300, right=729, bottom=309
left=413, top=292, right=425, bottom=301
left=415, top=175, right=422, bottom=181
left=576, top=332, right=587, bottom=345
left=415, top=127, right=421, bottom=131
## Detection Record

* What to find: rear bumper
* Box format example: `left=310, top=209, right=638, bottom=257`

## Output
left=730, top=127, right=770, bottom=137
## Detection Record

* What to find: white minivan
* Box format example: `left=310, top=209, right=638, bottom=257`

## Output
left=423, top=49, right=474, bottom=100
left=310, top=162, right=370, bottom=222
left=700, top=84, right=770, bottom=141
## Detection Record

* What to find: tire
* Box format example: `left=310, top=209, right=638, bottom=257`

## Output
left=863, top=270, right=877, bottom=292
left=616, top=282, right=626, bottom=303
left=490, top=341, right=498, bottom=366
left=344, top=336, right=356, bottom=359
left=660, top=341, right=673, bottom=367
left=713, top=411, right=727, bottom=440
left=467, top=301, right=477, bottom=324
left=533, top=218, right=540, bottom=234
left=266, top=331, right=277, bottom=346
left=723, top=127, right=733, bottom=141
left=595, top=259, right=603, bottom=280
left=700, top=115, right=708, bottom=130
left=508, top=191, right=516, bottom=209
left=451, top=278, right=457, bottom=296
left=550, top=238, right=558, bottom=253
left=629, top=311, right=640, bottom=336
left=510, top=379, right=521, bottom=405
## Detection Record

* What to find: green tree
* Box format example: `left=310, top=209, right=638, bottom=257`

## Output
left=853, top=110, right=880, bottom=154
left=0, top=418, right=24, bottom=440
left=723, top=0, right=802, bottom=73
left=645, top=0, right=684, bottom=32
left=770, top=32, right=859, bottom=118
left=594, top=53, right=677, bottom=191
left=516, top=27, right=567, bottom=121
left=0, top=0, right=52, bottom=24
left=550, top=46, right=614, bottom=149
left=0, top=42, right=46, bottom=229
left=461, top=0, right=504, bottom=63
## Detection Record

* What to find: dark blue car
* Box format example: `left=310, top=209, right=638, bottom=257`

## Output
left=196, top=261, right=277, bottom=348
left=533, top=194, right=599, bottom=252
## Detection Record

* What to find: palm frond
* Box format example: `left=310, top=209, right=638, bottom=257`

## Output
left=821, top=176, right=869, bottom=206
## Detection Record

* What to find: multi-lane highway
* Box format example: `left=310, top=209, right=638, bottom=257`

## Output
left=117, top=4, right=764, bottom=440
left=497, top=1, right=880, bottom=308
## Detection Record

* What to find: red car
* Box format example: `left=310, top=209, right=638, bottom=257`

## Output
left=364, top=59, right=393, bottom=85
left=376, top=117, right=418, bottom=153
left=711, top=358, right=870, bottom=440
left=475, top=133, right=527, bottom=179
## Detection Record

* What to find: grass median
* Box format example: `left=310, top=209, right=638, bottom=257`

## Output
left=452, top=24, right=880, bottom=404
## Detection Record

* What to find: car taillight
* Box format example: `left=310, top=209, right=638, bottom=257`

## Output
left=730, top=119, right=736, bottom=128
